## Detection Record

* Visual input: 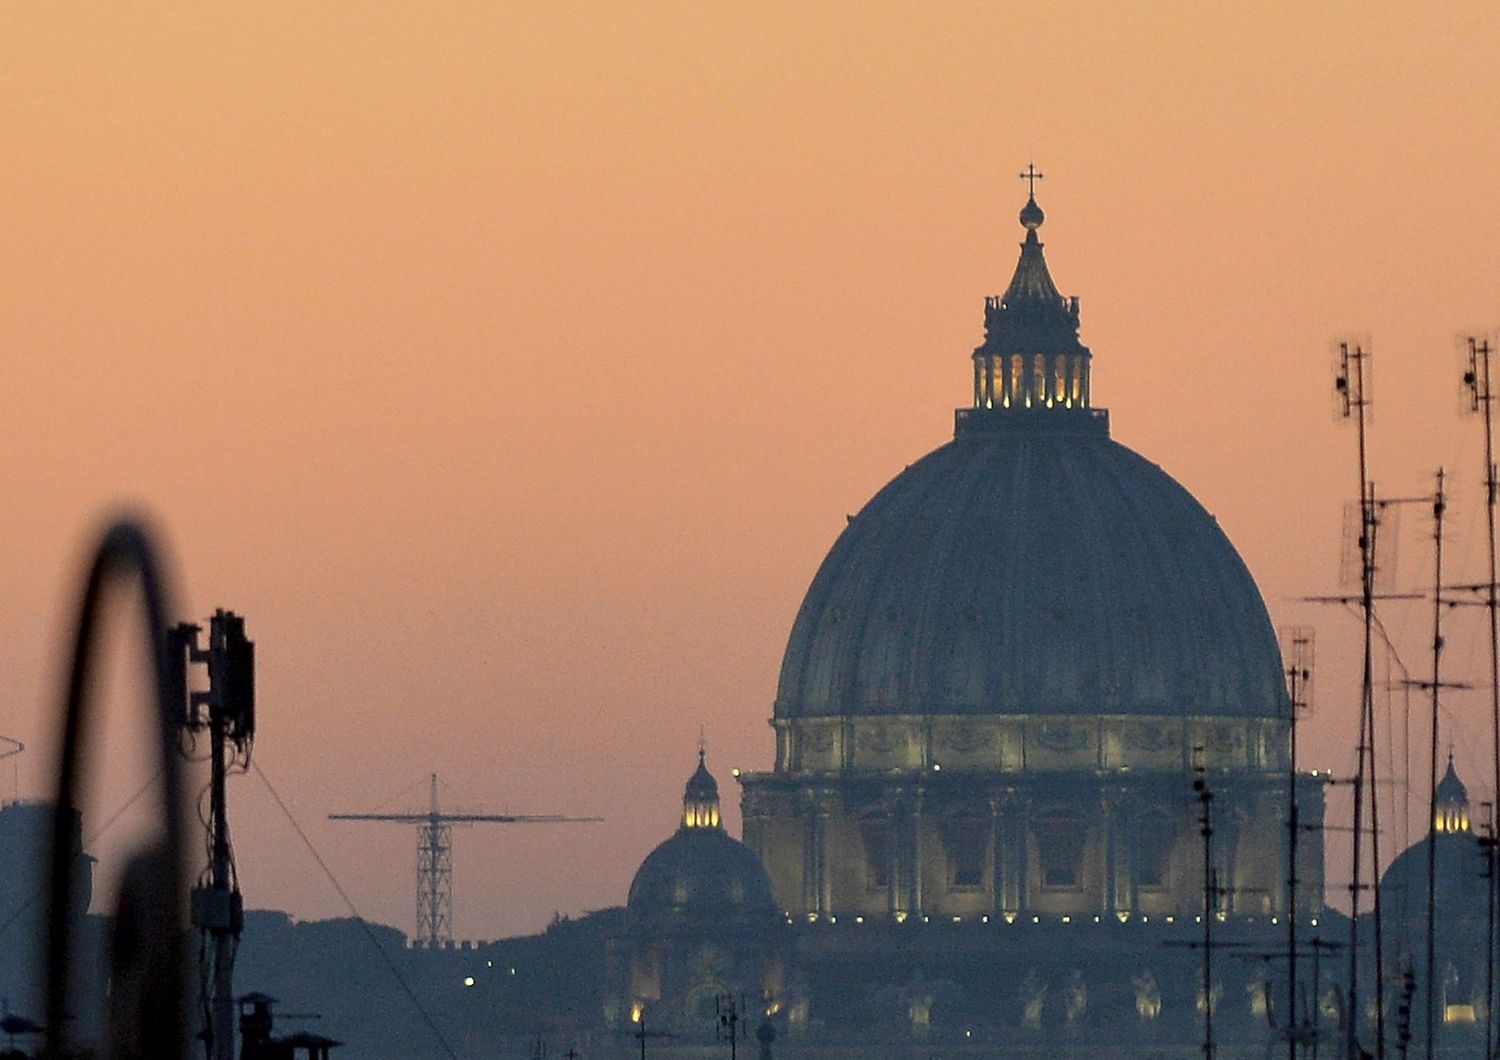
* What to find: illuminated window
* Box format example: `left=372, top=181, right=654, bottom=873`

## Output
left=1032, top=355, right=1046, bottom=407
left=1010, top=358, right=1024, bottom=408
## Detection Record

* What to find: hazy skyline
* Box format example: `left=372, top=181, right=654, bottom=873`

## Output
left=3, top=4, right=1500, bottom=940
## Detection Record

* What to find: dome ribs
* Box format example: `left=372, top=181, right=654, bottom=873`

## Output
left=774, top=434, right=1286, bottom=724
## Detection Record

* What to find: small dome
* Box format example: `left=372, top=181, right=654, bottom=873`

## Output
left=1380, top=830, right=1487, bottom=927
left=1019, top=195, right=1045, bottom=231
left=627, top=752, right=778, bottom=928
left=1381, top=758, right=1484, bottom=925
left=626, top=828, right=778, bottom=927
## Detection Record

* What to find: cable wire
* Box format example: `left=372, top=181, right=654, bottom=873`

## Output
left=250, top=759, right=460, bottom=1060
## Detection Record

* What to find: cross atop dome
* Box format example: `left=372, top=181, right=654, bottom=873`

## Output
left=1018, top=162, right=1044, bottom=197
left=1018, top=165, right=1045, bottom=231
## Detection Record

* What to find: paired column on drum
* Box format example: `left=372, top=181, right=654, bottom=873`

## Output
left=992, top=790, right=1027, bottom=919
left=1103, top=789, right=1135, bottom=920
left=801, top=789, right=833, bottom=918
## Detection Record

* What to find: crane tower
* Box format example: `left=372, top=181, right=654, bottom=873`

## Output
left=331, top=774, right=600, bottom=947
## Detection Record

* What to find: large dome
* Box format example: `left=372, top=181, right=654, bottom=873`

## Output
left=775, top=422, right=1286, bottom=720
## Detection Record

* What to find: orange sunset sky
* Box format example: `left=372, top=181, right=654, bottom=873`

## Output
left=2, top=4, right=1500, bottom=940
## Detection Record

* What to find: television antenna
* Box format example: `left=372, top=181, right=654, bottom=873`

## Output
left=1332, top=338, right=1387, bottom=1059
left=1279, top=627, right=1315, bottom=1059
left=1459, top=332, right=1500, bottom=1060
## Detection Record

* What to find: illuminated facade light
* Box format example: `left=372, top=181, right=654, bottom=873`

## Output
left=463, top=976, right=475, bottom=988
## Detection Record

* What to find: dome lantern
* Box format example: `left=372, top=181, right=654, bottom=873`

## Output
left=1435, top=752, right=1471, bottom=834
left=961, top=166, right=1098, bottom=433
left=682, top=746, right=722, bottom=831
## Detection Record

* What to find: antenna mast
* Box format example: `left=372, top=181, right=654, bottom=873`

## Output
left=1462, top=334, right=1500, bottom=1060
left=1421, top=471, right=1448, bottom=1060
left=1282, top=628, right=1315, bottom=1059
left=1334, top=339, right=1387, bottom=1059
left=167, top=611, right=256, bottom=1060
left=1195, top=761, right=1218, bottom=1060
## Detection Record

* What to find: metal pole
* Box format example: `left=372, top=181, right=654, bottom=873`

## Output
left=1470, top=336, right=1500, bottom=1060
left=1289, top=646, right=1305, bottom=1060
left=1424, top=471, right=1446, bottom=1060
left=204, top=612, right=241, bottom=1060
left=1197, top=767, right=1215, bottom=1060
left=1344, top=342, right=1374, bottom=1060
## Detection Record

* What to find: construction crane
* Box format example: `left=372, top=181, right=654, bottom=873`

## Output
left=330, top=773, right=600, bottom=948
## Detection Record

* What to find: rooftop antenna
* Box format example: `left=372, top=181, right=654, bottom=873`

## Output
left=1460, top=332, right=1500, bottom=1060
left=632, top=1008, right=675, bottom=1060
left=1280, top=627, right=1316, bottom=1060
left=1481, top=803, right=1499, bottom=1060
left=167, top=611, right=257, bottom=1060
left=1398, top=472, right=1471, bottom=1058
left=330, top=774, right=601, bottom=947
left=1333, top=337, right=1388, bottom=1059
left=1196, top=762, right=1218, bottom=1060
left=715, top=993, right=746, bottom=1060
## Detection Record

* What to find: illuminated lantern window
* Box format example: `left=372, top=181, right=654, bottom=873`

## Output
left=1433, top=752, right=1472, bottom=835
